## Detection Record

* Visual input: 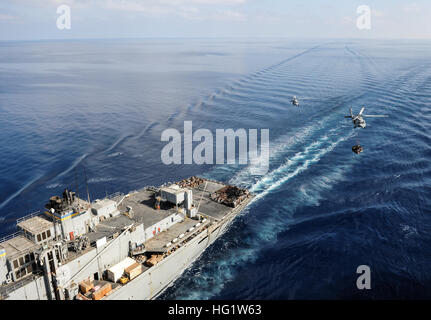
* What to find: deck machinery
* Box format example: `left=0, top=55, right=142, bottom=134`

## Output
left=0, top=177, right=253, bottom=300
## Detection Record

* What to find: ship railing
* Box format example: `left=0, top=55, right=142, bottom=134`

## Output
left=0, top=231, right=23, bottom=244
left=125, top=188, right=141, bottom=195
left=108, top=187, right=158, bottom=201
left=0, top=270, right=44, bottom=297
left=16, top=211, right=42, bottom=225
left=140, top=186, right=158, bottom=192
left=106, top=192, right=124, bottom=200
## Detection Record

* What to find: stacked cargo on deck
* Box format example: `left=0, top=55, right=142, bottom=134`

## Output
left=177, top=176, right=204, bottom=188
left=79, top=280, right=93, bottom=294
left=145, top=254, right=164, bottom=267
left=125, top=262, right=143, bottom=281
left=210, top=185, right=250, bottom=207
left=77, top=280, right=112, bottom=300
left=92, top=283, right=112, bottom=300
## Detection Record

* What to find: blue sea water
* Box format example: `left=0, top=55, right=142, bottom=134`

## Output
left=0, top=39, right=430, bottom=299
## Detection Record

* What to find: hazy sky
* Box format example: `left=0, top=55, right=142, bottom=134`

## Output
left=0, top=0, right=430, bottom=40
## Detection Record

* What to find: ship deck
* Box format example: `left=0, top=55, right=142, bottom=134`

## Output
left=85, top=189, right=178, bottom=244
left=88, top=180, right=233, bottom=244
left=144, top=218, right=210, bottom=252
left=191, top=181, right=232, bottom=220
left=117, top=190, right=178, bottom=226
left=0, top=234, right=39, bottom=260
left=71, top=180, right=233, bottom=259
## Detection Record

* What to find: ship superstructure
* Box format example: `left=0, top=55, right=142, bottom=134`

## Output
left=0, top=177, right=253, bottom=300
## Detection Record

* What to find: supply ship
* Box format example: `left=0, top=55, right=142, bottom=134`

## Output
left=0, top=177, right=253, bottom=300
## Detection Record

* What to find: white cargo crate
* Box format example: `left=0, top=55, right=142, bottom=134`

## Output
left=106, top=257, right=136, bottom=283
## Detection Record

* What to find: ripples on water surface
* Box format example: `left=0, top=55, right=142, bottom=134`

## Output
left=0, top=39, right=430, bottom=299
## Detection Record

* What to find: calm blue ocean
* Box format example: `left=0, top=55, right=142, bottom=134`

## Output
left=0, top=39, right=430, bottom=299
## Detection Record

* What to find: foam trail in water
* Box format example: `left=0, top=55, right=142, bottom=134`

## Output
left=172, top=131, right=355, bottom=299
left=56, top=154, right=88, bottom=179
left=229, top=120, right=346, bottom=189
left=0, top=175, right=43, bottom=211
left=250, top=132, right=353, bottom=203
left=228, top=125, right=320, bottom=188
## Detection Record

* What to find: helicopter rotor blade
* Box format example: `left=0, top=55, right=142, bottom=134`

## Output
left=363, top=115, right=388, bottom=117
left=358, top=107, right=365, bottom=116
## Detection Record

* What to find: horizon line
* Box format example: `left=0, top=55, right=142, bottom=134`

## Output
left=1, top=36, right=431, bottom=42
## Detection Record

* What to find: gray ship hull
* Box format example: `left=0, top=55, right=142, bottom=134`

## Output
left=106, top=198, right=250, bottom=300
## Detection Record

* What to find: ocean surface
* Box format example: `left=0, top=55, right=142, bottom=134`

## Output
left=0, top=38, right=430, bottom=299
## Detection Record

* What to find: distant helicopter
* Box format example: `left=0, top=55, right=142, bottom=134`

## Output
left=344, top=107, right=388, bottom=128
left=291, top=96, right=299, bottom=106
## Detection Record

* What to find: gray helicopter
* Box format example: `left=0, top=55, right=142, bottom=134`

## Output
left=345, top=107, right=388, bottom=128
left=291, top=96, right=299, bottom=106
